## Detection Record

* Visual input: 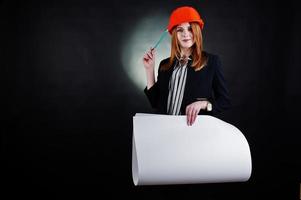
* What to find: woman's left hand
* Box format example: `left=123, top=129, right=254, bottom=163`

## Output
left=185, top=101, right=208, bottom=126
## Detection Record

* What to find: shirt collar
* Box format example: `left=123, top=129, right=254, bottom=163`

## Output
left=177, top=56, right=192, bottom=67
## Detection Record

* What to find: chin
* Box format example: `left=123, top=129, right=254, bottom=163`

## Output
left=181, top=43, right=193, bottom=49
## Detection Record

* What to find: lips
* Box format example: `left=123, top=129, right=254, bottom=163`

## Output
left=182, top=39, right=191, bottom=42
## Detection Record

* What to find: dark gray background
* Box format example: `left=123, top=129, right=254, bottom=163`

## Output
left=1, top=0, right=300, bottom=199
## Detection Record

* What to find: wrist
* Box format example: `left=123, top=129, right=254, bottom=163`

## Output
left=206, top=101, right=212, bottom=111
left=146, top=71, right=155, bottom=86
left=195, top=98, right=212, bottom=111
left=145, top=66, right=154, bottom=73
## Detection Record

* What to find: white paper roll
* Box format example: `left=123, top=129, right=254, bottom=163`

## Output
left=132, top=113, right=252, bottom=186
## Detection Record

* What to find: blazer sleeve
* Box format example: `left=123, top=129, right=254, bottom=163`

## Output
left=143, top=62, right=162, bottom=109
left=211, top=55, right=231, bottom=114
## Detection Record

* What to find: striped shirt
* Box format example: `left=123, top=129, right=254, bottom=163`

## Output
left=167, top=58, right=190, bottom=115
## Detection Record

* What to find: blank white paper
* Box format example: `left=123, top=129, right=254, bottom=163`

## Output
left=132, top=113, right=252, bottom=186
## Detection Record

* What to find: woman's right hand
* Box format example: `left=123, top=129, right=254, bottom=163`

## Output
left=143, top=48, right=155, bottom=71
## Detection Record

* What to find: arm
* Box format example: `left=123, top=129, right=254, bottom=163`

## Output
left=186, top=55, right=231, bottom=125
left=211, top=55, right=231, bottom=114
left=143, top=48, right=160, bottom=109
left=144, top=62, right=161, bottom=109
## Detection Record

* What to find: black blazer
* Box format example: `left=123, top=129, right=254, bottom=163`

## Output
left=144, top=52, right=231, bottom=116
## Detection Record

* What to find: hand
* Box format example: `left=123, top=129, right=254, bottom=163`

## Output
left=185, top=101, right=208, bottom=126
left=143, top=48, right=155, bottom=71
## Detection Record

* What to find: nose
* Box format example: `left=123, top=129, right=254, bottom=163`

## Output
left=182, top=29, right=189, bottom=37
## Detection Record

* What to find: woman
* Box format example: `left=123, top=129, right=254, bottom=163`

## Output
left=143, top=6, right=231, bottom=126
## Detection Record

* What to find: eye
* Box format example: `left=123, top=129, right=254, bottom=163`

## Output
left=188, top=26, right=192, bottom=31
left=176, top=28, right=183, bottom=32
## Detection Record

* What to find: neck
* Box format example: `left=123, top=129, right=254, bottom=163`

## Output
left=180, top=48, right=192, bottom=58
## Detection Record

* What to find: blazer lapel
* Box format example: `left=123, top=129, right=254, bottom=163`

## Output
left=164, top=59, right=177, bottom=91
left=161, top=59, right=176, bottom=114
left=181, top=60, right=194, bottom=113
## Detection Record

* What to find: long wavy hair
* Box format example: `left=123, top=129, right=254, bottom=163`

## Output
left=161, top=22, right=207, bottom=71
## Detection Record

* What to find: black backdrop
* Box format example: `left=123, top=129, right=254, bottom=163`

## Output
left=1, top=0, right=301, bottom=199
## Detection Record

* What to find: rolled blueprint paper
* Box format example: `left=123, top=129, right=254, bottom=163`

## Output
left=132, top=113, right=252, bottom=186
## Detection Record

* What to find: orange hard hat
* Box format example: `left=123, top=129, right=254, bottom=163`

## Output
left=167, top=6, right=204, bottom=34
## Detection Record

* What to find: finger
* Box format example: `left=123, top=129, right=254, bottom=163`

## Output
left=185, top=106, right=189, bottom=115
left=147, top=52, right=153, bottom=60
left=186, top=106, right=191, bottom=125
left=189, top=108, right=195, bottom=126
left=143, top=54, right=149, bottom=60
left=188, top=108, right=194, bottom=126
left=191, top=109, right=198, bottom=125
left=151, top=48, right=156, bottom=56
left=145, top=54, right=152, bottom=61
left=193, top=106, right=201, bottom=124
left=192, top=106, right=200, bottom=124
left=143, top=55, right=149, bottom=62
left=150, top=50, right=154, bottom=57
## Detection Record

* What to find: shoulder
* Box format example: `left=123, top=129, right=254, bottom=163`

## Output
left=204, top=52, right=223, bottom=73
left=159, top=57, right=170, bottom=66
left=204, top=51, right=221, bottom=64
left=158, top=57, right=173, bottom=72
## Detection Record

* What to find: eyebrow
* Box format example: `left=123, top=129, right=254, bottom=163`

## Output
left=176, top=25, right=191, bottom=29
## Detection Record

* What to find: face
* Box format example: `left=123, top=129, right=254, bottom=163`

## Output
left=176, top=22, right=194, bottom=49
